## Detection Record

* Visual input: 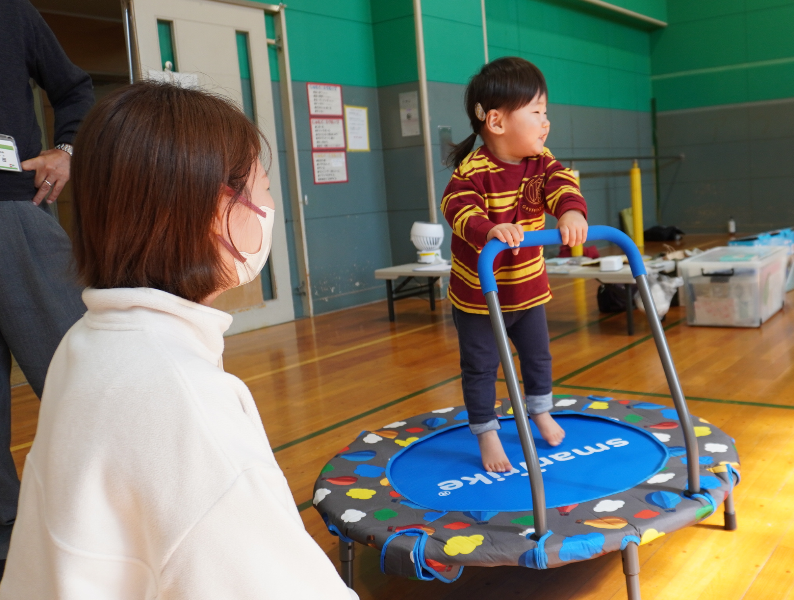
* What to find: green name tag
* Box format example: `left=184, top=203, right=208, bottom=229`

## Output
left=0, top=135, right=22, bottom=172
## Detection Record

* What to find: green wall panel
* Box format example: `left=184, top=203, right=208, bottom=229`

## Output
left=485, top=0, right=520, bottom=51
left=746, top=5, right=794, bottom=62
left=371, top=0, right=414, bottom=24
left=651, top=15, right=748, bottom=76
left=609, top=43, right=649, bottom=75
left=606, top=22, right=651, bottom=73
left=424, top=16, right=485, bottom=84
left=488, top=44, right=517, bottom=61
left=567, top=61, right=613, bottom=108
left=423, top=0, right=482, bottom=26
left=285, top=10, right=377, bottom=86
left=277, top=0, right=372, bottom=23
left=608, top=68, right=640, bottom=111
left=747, top=61, right=794, bottom=103
left=653, top=69, right=749, bottom=111
left=752, top=0, right=794, bottom=9
left=373, top=16, right=418, bottom=86
left=665, top=0, right=745, bottom=24
left=652, top=2, right=794, bottom=110
left=518, top=28, right=605, bottom=67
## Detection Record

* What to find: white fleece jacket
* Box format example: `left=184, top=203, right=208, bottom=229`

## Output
left=0, top=288, right=356, bottom=600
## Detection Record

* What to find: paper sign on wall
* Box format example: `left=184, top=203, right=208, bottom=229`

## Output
left=307, top=83, right=343, bottom=116
left=312, top=151, right=348, bottom=184
left=311, top=118, right=345, bottom=149
left=399, top=91, right=421, bottom=137
left=344, top=106, right=369, bottom=152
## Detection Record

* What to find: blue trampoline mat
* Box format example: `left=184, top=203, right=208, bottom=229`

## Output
left=387, top=413, right=669, bottom=512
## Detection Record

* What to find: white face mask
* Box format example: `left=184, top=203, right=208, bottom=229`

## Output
left=220, top=199, right=275, bottom=288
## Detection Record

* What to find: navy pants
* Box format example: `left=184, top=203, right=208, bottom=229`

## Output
left=452, top=304, right=553, bottom=434
left=0, top=201, right=85, bottom=558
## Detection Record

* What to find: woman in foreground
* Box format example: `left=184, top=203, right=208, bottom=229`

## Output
left=0, top=82, right=357, bottom=600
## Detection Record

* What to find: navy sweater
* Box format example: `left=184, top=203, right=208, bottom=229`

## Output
left=0, top=0, right=94, bottom=201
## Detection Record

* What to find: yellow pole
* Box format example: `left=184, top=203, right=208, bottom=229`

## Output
left=573, top=279, right=588, bottom=323
left=568, top=168, right=587, bottom=321
left=571, top=169, right=583, bottom=257
left=630, top=160, right=644, bottom=250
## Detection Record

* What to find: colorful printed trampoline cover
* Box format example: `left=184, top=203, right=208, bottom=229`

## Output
left=312, top=395, right=740, bottom=581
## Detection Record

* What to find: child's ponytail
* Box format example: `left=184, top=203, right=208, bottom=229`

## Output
left=448, top=132, right=479, bottom=170
left=447, top=57, right=548, bottom=169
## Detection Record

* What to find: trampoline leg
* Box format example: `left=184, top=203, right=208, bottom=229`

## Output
left=622, top=542, right=641, bottom=600
left=339, top=541, right=355, bottom=589
left=724, top=490, right=738, bottom=531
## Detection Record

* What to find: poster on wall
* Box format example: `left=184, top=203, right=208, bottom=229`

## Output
left=399, top=91, right=421, bottom=137
left=307, top=83, right=343, bottom=116
left=310, top=118, right=346, bottom=149
left=344, top=105, right=369, bottom=152
left=312, top=151, right=348, bottom=184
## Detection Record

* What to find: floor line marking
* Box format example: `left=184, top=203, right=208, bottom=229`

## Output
left=242, top=320, right=447, bottom=384
left=275, top=314, right=621, bottom=455
left=552, top=319, right=685, bottom=386
left=10, top=441, right=32, bottom=453
left=272, top=375, right=461, bottom=453
left=556, top=383, right=794, bottom=411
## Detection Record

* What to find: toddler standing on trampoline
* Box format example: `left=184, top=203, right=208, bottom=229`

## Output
left=442, top=57, right=588, bottom=473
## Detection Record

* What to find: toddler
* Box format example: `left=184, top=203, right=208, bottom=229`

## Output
left=442, top=57, right=588, bottom=473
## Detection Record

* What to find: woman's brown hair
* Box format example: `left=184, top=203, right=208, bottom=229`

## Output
left=71, top=81, right=266, bottom=303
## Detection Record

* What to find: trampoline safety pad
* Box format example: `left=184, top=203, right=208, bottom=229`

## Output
left=313, top=395, right=740, bottom=580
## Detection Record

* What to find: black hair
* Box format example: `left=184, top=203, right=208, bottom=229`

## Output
left=447, top=56, right=548, bottom=168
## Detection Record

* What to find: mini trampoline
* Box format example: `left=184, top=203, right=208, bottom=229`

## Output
left=313, top=227, right=740, bottom=599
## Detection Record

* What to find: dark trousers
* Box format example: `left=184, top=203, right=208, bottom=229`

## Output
left=0, top=201, right=85, bottom=557
left=452, top=304, right=553, bottom=434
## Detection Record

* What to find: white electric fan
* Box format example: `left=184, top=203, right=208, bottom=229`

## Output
left=410, top=222, right=445, bottom=264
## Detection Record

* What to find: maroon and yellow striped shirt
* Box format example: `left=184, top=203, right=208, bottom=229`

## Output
left=441, top=145, right=588, bottom=314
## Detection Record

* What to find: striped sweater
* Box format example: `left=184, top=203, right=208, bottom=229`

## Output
left=441, top=145, right=587, bottom=314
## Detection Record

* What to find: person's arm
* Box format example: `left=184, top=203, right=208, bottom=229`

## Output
left=160, top=467, right=358, bottom=600
left=542, top=155, right=588, bottom=247
left=441, top=172, right=495, bottom=249
left=20, top=0, right=93, bottom=204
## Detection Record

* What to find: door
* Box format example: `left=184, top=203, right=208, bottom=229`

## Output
left=125, top=0, right=294, bottom=333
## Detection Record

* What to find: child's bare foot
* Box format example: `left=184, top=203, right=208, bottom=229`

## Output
left=531, top=411, right=565, bottom=446
left=477, top=429, right=513, bottom=472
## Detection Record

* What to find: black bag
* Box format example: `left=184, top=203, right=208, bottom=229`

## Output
left=644, top=225, right=685, bottom=242
left=597, top=283, right=637, bottom=313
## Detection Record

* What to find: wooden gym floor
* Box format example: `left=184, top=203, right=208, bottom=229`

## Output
left=9, top=234, right=794, bottom=599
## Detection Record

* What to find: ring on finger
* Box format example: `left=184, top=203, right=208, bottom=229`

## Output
left=43, top=179, right=53, bottom=187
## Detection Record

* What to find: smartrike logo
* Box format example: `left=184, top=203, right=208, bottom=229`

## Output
left=437, top=438, right=630, bottom=495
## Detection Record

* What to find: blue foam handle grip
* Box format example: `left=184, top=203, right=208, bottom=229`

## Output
left=477, top=225, right=647, bottom=294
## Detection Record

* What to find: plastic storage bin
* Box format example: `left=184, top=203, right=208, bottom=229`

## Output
left=728, top=228, right=794, bottom=292
left=679, top=246, right=787, bottom=327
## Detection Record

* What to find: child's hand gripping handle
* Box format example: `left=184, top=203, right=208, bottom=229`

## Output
left=477, top=225, right=647, bottom=293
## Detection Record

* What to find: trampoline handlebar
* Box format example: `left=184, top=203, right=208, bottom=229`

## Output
left=477, top=225, right=646, bottom=296
left=477, top=225, right=702, bottom=500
